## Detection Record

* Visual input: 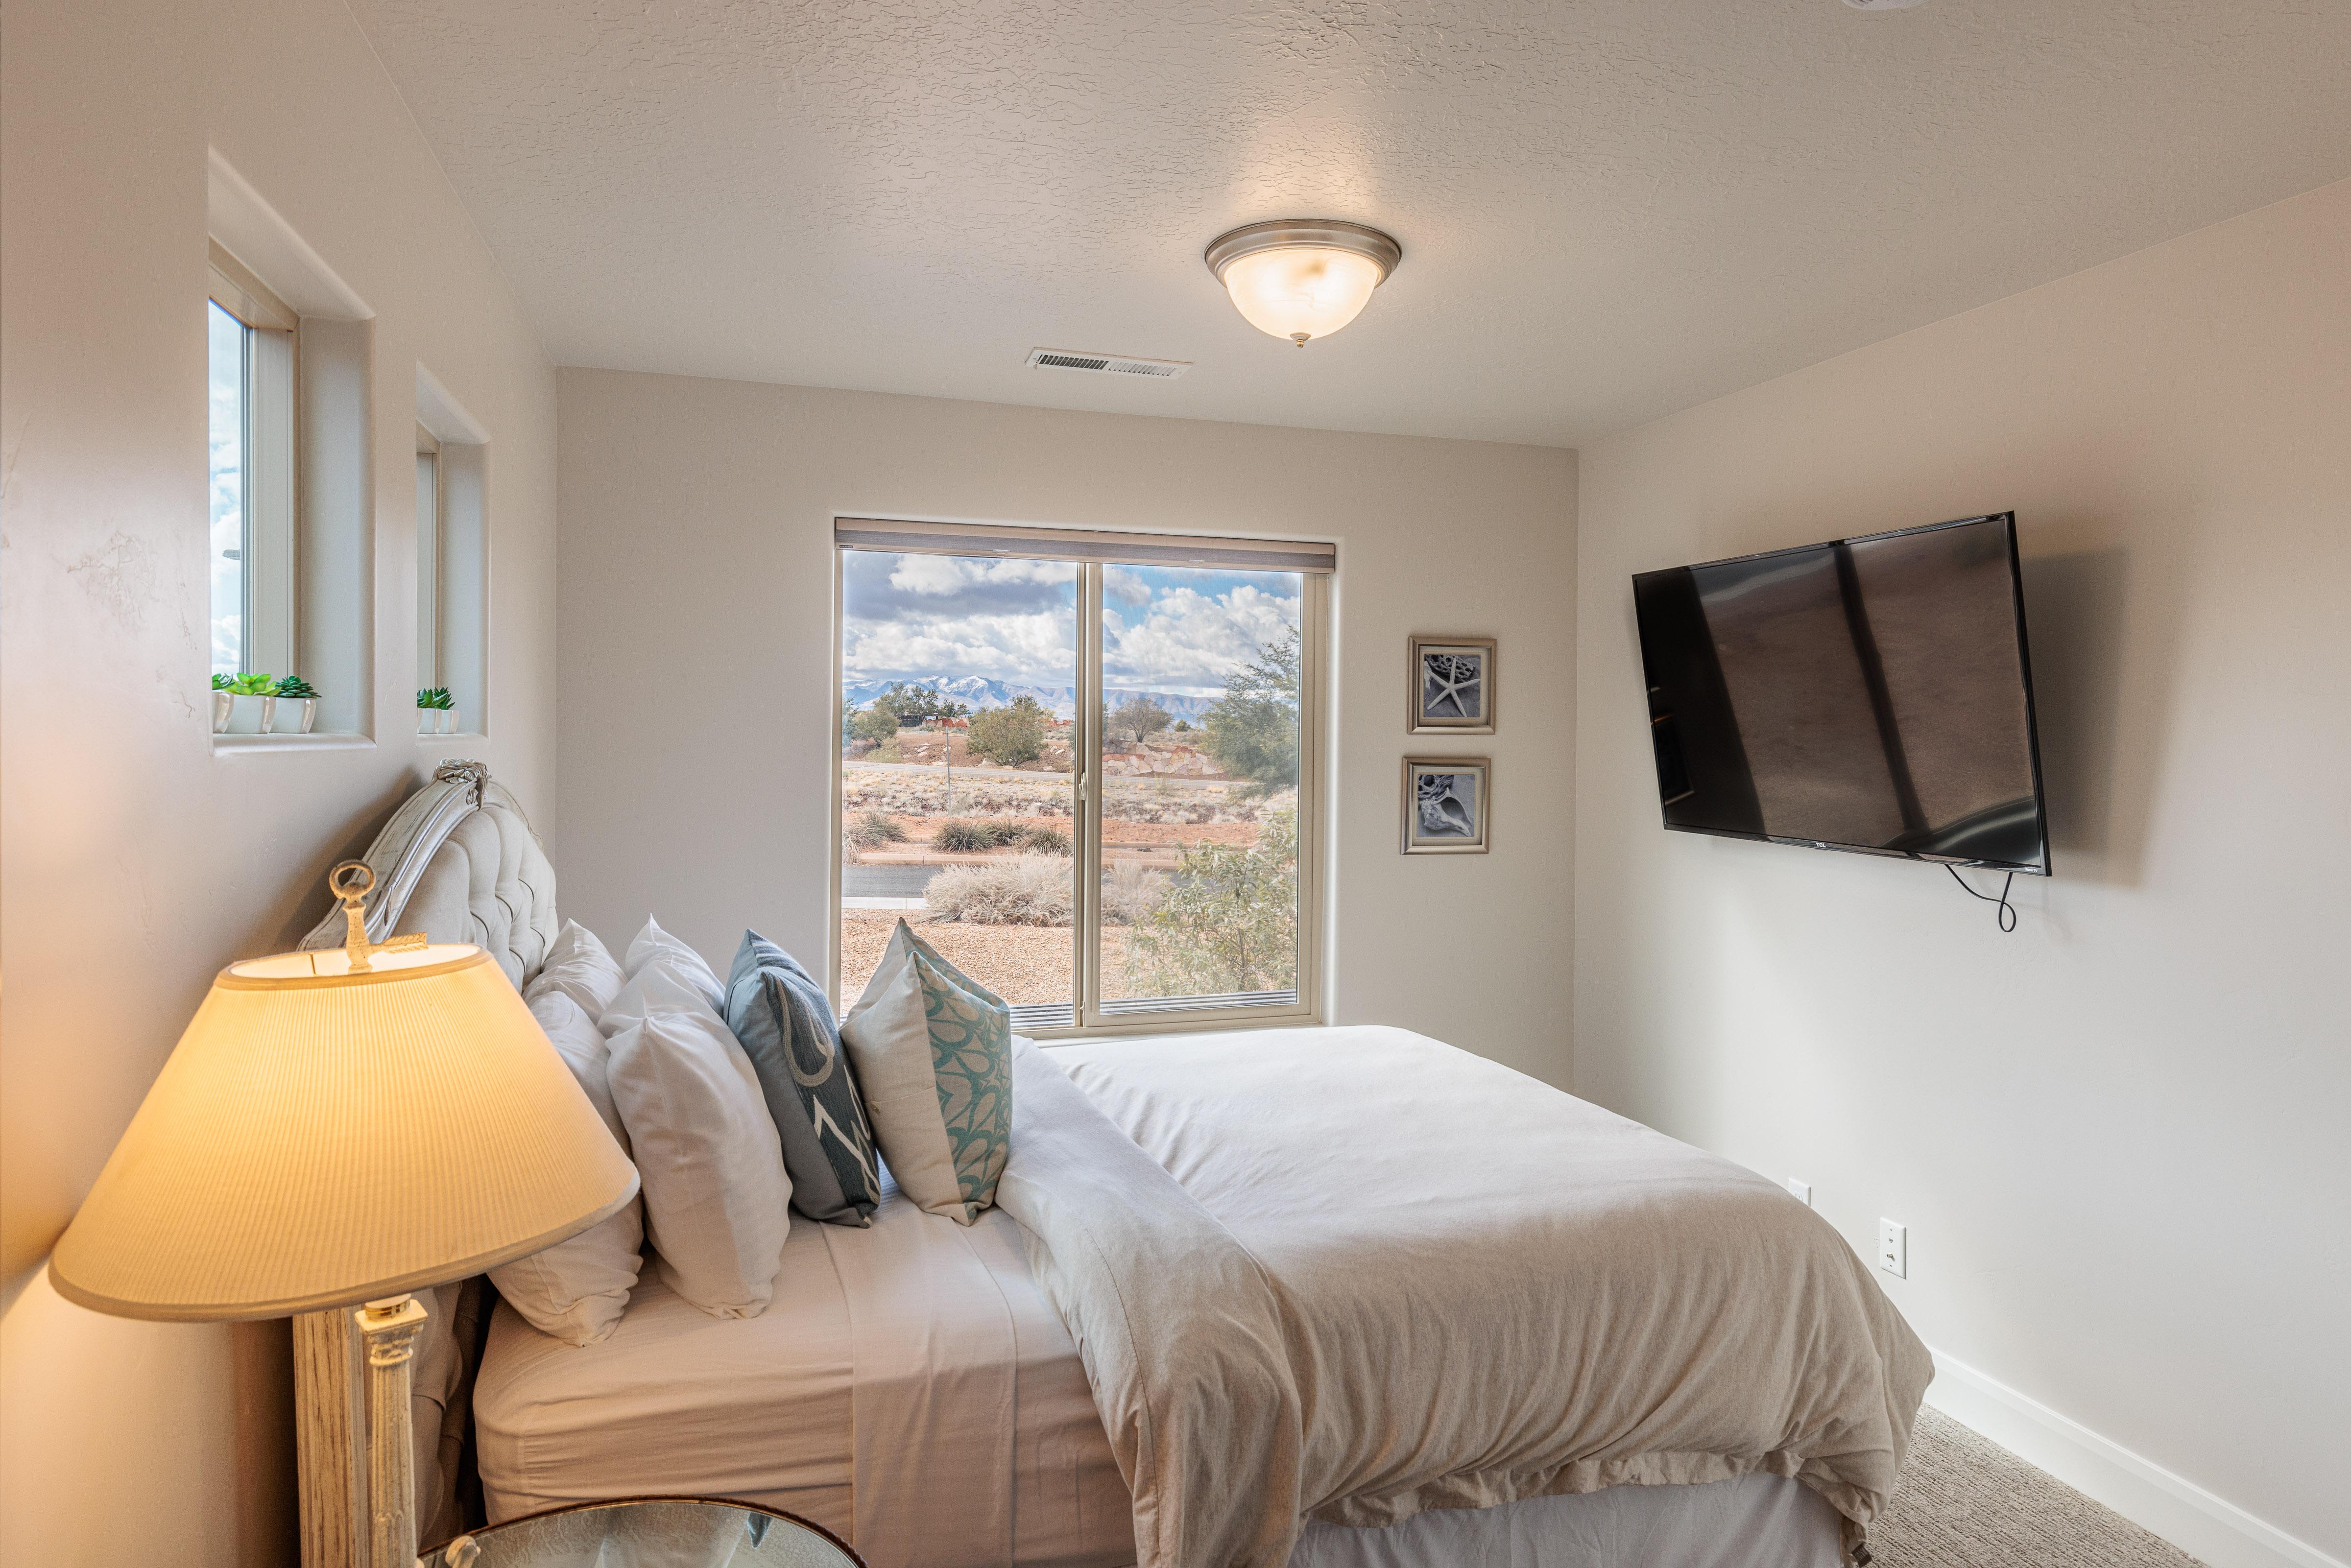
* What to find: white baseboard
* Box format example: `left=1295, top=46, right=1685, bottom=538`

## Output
left=1923, top=1346, right=2343, bottom=1568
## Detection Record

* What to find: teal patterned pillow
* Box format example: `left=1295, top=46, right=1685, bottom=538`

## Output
left=839, top=921, right=1013, bottom=1224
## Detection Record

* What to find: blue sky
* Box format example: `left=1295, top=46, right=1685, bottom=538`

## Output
left=841, top=552, right=1299, bottom=697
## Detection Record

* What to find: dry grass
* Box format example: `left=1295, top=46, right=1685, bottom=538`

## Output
left=925, top=856, right=1073, bottom=925
left=840, top=911, right=1127, bottom=1009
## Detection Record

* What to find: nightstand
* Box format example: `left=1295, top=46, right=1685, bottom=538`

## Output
left=426, top=1497, right=864, bottom=1568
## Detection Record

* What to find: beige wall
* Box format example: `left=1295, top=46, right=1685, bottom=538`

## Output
left=1575, top=180, right=2350, bottom=1559
left=555, top=371, right=1576, bottom=1081
left=0, top=0, right=558, bottom=1560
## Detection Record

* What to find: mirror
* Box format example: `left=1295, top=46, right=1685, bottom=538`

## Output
left=429, top=1499, right=862, bottom=1568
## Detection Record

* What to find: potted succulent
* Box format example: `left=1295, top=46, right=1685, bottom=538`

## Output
left=218, top=672, right=280, bottom=735
left=268, top=675, right=320, bottom=734
left=211, top=673, right=234, bottom=733
left=417, top=687, right=456, bottom=735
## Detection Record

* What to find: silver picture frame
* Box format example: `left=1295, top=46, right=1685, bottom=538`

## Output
left=1407, top=635, right=1496, bottom=734
left=1401, top=757, right=1490, bottom=854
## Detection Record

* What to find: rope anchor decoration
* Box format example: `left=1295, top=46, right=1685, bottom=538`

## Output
left=328, top=861, right=430, bottom=973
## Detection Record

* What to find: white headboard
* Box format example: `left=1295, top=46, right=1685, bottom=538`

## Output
left=299, top=760, right=559, bottom=986
left=293, top=760, right=560, bottom=1561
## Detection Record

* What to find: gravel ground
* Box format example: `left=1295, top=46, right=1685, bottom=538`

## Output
left=840, top=911, right=1128, bottom=1007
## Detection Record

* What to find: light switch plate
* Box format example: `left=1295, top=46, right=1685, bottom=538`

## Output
left=1878, top=1218, right=1907, bottom=1278
left=1787, top=1178, right=1813, bottom=1207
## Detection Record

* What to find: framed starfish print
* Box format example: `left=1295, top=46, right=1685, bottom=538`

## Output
left=1408, top=635, right=1496, bottom=734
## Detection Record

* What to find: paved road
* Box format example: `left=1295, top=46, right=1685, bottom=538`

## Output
left=843, top=864, right=940, bottom=897
left=844, top=760, right=1239, bottom=790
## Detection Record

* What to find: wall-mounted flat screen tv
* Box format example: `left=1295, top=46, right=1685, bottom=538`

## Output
left=1632, top=512, right=2048, bottom=874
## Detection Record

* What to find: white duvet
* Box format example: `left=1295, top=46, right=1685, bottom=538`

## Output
left=998, top=1027, right=1933, bottom=1568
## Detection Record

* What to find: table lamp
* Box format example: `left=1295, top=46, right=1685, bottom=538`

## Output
left=48, top=863, right=638, bottom=1568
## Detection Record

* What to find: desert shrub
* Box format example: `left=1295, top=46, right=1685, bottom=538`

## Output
left=1100, top=859, right=1170, bottom=926
left=848, top=809, right=906, bottom=847
left=924, top=855, right=1073, bottom=926
left=975, top=816, right=1027, bottom=847
left=968, top=694, right=1049, bottom=766
left=1019, top=824, right=1070, bottom=856
left=931, top=818, right=991, bottom=853
left=1122, top=809, right=1296, bottom=995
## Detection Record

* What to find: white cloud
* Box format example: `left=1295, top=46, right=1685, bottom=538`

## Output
left=1105, top=565, right=1152, bottom=606
left=845, top=555, right=1296, bottom=697
left=1106, top=583, right=1297, bottom=692
left=889, top=555, right=1075, bottom=596
left=845, top=609, right=1075, bottom=685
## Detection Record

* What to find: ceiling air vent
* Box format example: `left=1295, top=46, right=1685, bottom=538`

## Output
left=1025, top=348, right=1191, bottom=380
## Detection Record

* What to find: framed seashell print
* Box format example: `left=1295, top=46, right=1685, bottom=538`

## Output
left=1408, top=635, right=1495, bottom=734
left=1402, top=757, right=1489, bottom=854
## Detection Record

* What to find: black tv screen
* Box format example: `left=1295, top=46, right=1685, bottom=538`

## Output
left=1632, top=512, right=2048, bottom=874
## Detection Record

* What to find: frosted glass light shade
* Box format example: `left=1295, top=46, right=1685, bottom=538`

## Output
left=1221, top=248, right=1384, bottom=344
left=50, top=944, right=638, bottom=1321
left=1203, top=220, right=1402, bottom=345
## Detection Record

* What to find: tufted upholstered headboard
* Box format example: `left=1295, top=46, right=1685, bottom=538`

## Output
left=298, top=760, right=558, bottom=986
left=292, top=760, right=562, bottom=1565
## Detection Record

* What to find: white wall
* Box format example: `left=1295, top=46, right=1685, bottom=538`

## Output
left=556, top=371, right=1576, bottom=1081
left=1575, top=180, right=2350, bottom=1561
left=0, top=0, right=558, bottom=1560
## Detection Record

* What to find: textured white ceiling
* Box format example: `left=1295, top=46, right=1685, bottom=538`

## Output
left=351, top=0, right=2350, bottom=446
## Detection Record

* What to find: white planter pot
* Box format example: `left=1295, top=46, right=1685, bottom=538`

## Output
left=418, top=707, right=456, bottom=735
left=212, top=690, right=233, bottom=734
left=224, top=693, right=275, bottom=734
left=268, top=696, right=318, bottom=734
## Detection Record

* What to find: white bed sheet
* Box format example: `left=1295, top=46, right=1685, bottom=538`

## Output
left=476, top=1191, right=1136, bottom=1568
left=477, top=1123, right=1846, bottom=1568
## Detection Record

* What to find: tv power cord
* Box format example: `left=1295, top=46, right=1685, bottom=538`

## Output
left=1945, top=864, right=2018, bottom=933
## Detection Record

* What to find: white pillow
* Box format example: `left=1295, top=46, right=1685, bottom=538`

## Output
left=485, top=991, right=645, bottom=1346
left=525, top=920, right=626, bottom=1022
left=603, top=965, right=791, bottom=1317
left=619, top=916, right=725, bottom=1015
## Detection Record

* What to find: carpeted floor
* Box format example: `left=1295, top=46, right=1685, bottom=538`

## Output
left=1871, top=1409, right=2205, bottom=1568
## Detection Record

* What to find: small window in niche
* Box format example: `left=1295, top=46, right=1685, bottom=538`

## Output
left=417, top=425, right=441, bottom=690
left=207, top=244, right=296, bottom=683
left=415, top=368, right=489, bottom=739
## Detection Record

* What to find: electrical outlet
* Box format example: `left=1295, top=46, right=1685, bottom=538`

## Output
left=1878, top=1219, right=1907, bottom=1278
left=1786, top=1178, right=1813, bottom=1207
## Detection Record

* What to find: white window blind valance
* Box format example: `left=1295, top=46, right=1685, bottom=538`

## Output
left=835, top=518, right=1335, bottom=574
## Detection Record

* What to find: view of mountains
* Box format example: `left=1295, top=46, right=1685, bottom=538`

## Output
left=842, top=675, right=1219, bottom=722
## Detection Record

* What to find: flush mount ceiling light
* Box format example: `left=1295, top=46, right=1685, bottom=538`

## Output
left=1203, top=220, right=1403, bottom=347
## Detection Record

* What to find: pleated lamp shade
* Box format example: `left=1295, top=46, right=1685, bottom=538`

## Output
left=49, top=944, right=638, bottom=1321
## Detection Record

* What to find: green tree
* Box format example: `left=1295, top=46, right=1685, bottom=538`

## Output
left=1123, top=808, right=1297, bottom=997
left=967, top=695, right=1049, bottom=766
left=1201, top=627, right=1300, bottom=791
left=876, top=682, right=969, bottom=726
left=849, top=703, right=902, bottom=746
left=1108, top=695, right=1173, bottom=748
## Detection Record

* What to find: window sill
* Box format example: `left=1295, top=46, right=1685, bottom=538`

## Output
left=415, top=730, right=486, bottom=744
left=213, top=733, right=376, bottom=755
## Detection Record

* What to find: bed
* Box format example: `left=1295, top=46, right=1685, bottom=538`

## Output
left=308, top=765, right=1928, bottom=1568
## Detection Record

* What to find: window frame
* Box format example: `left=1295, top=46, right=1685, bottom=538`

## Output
left=208, top=241, right=298, bottom=679
left=830, top=525, right=1329, bottom=1040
